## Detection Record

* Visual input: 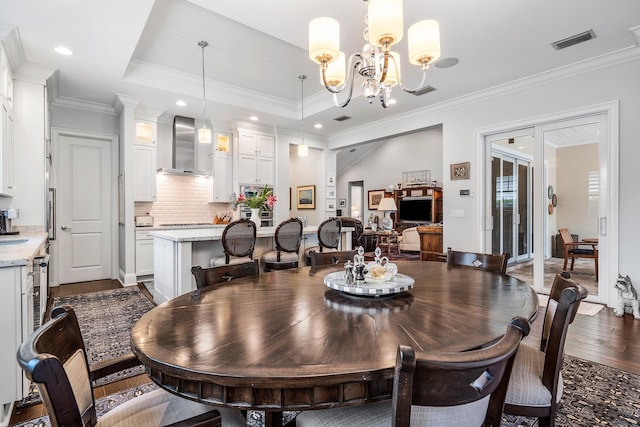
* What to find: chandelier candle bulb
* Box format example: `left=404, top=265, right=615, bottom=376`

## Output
left=368, top=0, right=404, bottom=47
left=408, top=20, right=441, bottom=66
left=309, top=17, right=340, bottom=64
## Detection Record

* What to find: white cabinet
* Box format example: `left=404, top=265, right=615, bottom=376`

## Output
left=1, top=48, right=13, bottom=109
left=136, top=229, right=155, bottom=276
left=209, top=132, right=233, bottom=202
left=0, top=265, right=29, bottom=410
left=238, top=131, right=274, bottom=185
left=133, top=119, right=157, bottom=202
left=0, top=99, right=14, bottom=197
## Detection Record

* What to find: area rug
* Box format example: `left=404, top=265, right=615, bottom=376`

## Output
left=537, top=293, right=605, bottom=316
left=52, top=286, right=156, bottom=386
left=508, top=257, right=598, bottom=298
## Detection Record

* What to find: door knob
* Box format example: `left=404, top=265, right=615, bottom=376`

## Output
left=61, top=225, right=70, bottom=230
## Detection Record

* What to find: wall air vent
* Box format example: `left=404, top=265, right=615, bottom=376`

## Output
left=333, top=115, right=351, bottom=122
left=551, top=30, right=596, bottom=50
left=410, top=86, right=437, bottom=96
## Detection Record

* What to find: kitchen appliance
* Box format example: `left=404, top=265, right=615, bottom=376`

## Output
left=135, top=215, right=154, bottom=227
left=156, top=116, right=210, bottom=176
left=240, top=207, right=273, bottom=227
left=0, top=208, right=20, bottom=235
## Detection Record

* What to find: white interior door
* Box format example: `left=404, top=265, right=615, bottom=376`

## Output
left=57, top=132, right=112, bottom=284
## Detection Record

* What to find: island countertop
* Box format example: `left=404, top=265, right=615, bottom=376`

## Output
left=150, top=225, right=320, bottom=242
left=0, top=233, right=48, bottom=267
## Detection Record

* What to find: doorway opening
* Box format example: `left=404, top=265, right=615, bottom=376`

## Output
left=348, top=181, right=364, bottom=221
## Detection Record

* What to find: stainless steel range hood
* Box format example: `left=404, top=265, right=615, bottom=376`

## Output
left=157, top=116, right=210, bottom=176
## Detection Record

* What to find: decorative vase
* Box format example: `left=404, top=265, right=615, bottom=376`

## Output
left=250, top=208, right=261, bottom=229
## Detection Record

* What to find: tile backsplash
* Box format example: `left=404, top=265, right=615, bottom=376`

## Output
left=135, top=175, right=229, bottom=225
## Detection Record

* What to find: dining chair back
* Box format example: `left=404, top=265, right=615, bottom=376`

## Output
left=210, top=218, right=257, bottom=266
left=558, top=228, right=598, bottom=276
left=192, top=259, right=259, bottom=289
left=16, top=306, right=240, bottom=427
left=304, top=217, right=342, bottom=265
left=296, top=317, right=530, bottom=427
left=309, top=249, right=357, bottom=267
left=447, top=247, right=510, bottom=274
left=503, top=272, right=588, bottom=427
left=262, top=218, right=304, bottom=271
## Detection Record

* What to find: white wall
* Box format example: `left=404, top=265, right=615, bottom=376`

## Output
left=288, top=144, right=326, bottom=226
left=337, top=127, right=443, bottom=223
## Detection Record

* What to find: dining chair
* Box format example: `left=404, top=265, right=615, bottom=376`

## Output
left=558, top=228, right=598, bottom=276
left=295, top=316, right=530, bottom=427
left=304, top=217, right=342, bottom=266
left=309, top=249, right=357, bottom=267
left=17, top=305, right=247, bottom=427
left=261, top=217, right=304, bottom=271
left=210, top=218, right=257, bottom=266
left=192, top=259, right=259, bottom=289
left=447, top=247, right=510, bottom=274
left=503, top=272, right=588, bottom=427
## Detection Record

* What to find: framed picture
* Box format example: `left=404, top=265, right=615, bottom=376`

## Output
left=326, top=173, right=336, bottom=186
left=326, top=199, right=336, bottom=211
left=338, top=198, right=347, bottom=208
left=368, top=189, right=385, bottom=209
left=327, top=186, right=336, bottom=198
left=450, top=162, right=470, bottom=180
left=297, top=185, right=316, bottom=209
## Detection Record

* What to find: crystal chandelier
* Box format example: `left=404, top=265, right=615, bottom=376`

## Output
left=308, top=0, right=441, bottom=108
left=197, top=40, right=212, bottom=144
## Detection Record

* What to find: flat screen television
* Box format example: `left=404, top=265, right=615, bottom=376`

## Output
left=398, top=197, right=432, bottom=223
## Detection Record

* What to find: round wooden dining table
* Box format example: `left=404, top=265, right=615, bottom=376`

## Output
left=131, top=261, right=537, bottom=426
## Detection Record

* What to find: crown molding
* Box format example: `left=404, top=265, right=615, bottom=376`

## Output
left=0, top=24, right=26, bottom=71
left=51, top=96, right=118, bottom=115
left=328, top=45, right=640, bottom=148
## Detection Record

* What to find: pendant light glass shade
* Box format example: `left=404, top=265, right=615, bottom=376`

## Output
left=309, top=17, right=340, bottom=64
left=324, top=51, right=346, bottom=86
left=408, top=20, right=441, bottom=65
left=198, top=40, right=212, bottom=143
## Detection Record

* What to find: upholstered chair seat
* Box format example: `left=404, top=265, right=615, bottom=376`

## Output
left=261, top=218, right=303, bottom=271
left=210, top=219, right=257, bottom=267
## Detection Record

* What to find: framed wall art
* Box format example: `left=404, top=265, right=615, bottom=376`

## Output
left=326, top=173, right=336, bottom=186
left=326, top=199, right=336, bottom=211
left=338, top=198, right=347, bottom=208
left=450, top=162, right=470, bottom=180
left=327, top=186, right=336, bottom=198
left=368, top=189, right=385, bottom=210
left=297, top=185, right=316, bottom=209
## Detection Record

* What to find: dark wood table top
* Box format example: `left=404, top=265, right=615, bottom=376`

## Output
left=131, top=261, right=537, bottom=413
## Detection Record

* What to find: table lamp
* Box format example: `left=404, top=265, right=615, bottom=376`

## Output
left=377, top=197, right=398, bottom=231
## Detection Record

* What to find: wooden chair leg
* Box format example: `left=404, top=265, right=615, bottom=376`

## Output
left=563, top=255, right=569, bottom=271
left=570, top=256, right=575, bottom=271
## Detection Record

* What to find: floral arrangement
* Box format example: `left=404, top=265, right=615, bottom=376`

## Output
left=235, top=185, right=277, bottom=211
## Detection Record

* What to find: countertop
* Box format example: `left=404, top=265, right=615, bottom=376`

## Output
left=135, top=224, right=226, bottom=231
left=0, top=233, right=48, bottom=267
left=150, top=226, right=319, bottom=242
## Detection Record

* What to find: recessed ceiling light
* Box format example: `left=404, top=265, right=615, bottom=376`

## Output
left=249, top=116, right=259, bottom=121
left=434, top=57, right=459, bottom=68
left=54, top=46, right=74, bottom=56
left=314, top=123, right=323, bottom=129
left=176, top=100, right=186, bottom=107
left=388, top=99, right=397, bottom=105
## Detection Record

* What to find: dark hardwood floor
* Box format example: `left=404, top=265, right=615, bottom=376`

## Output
left=10, top=278, right=640, bottom=425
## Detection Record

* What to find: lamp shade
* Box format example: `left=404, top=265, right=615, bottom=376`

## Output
left=324, top=51, right=346, bottom=86
left=198, top=126, right=212, bottom=144
left=298, top=144, right=309, bottom=157
left=408, top=19, right=441, bottom=66
left=368, top=0, right=403, bottom=48
left=377, top=197, right=398, bottom=211
left=309, top=17, right=340, bottom=64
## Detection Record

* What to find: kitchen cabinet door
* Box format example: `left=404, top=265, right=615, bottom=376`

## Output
left=0, top=100, right=14, bottom=197
left=133, top=144, right=157, bottom=201
left=257, top=156, right=274, bottom=185
left=136, top=238, right=154, bottom=276
left=238, top=153, right=258, bottom=184
left=211, top=152, right=232, bottom=202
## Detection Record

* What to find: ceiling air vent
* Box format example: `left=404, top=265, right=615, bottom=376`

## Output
left=551, top=30, right=596, bottom=50
left=411, top=86, right=437, bottom=96
left=333, top=115, right=351, bottom=122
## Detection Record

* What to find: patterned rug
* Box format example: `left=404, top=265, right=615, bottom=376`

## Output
left=14, top=355, right=640, bottom=426
left=17, top=286, right=155, bottom=408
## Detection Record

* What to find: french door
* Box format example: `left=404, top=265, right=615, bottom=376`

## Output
left=490, top=150, right=533, bottom=263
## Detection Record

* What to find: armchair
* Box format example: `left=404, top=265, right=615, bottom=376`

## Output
left=398, top=227, right=420, bottom=252
left=558, top=228, right=598, bottom=276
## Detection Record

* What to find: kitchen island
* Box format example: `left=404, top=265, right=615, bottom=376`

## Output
left=151, top=225, right=356, bottom=303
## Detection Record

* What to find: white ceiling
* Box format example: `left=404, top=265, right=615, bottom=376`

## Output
left=1, top=0, right=639, bottom=139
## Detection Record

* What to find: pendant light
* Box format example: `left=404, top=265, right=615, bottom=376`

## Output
left=197, top=40, right=212, bottom=144
left=298, top=74, right=308, bottom=157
